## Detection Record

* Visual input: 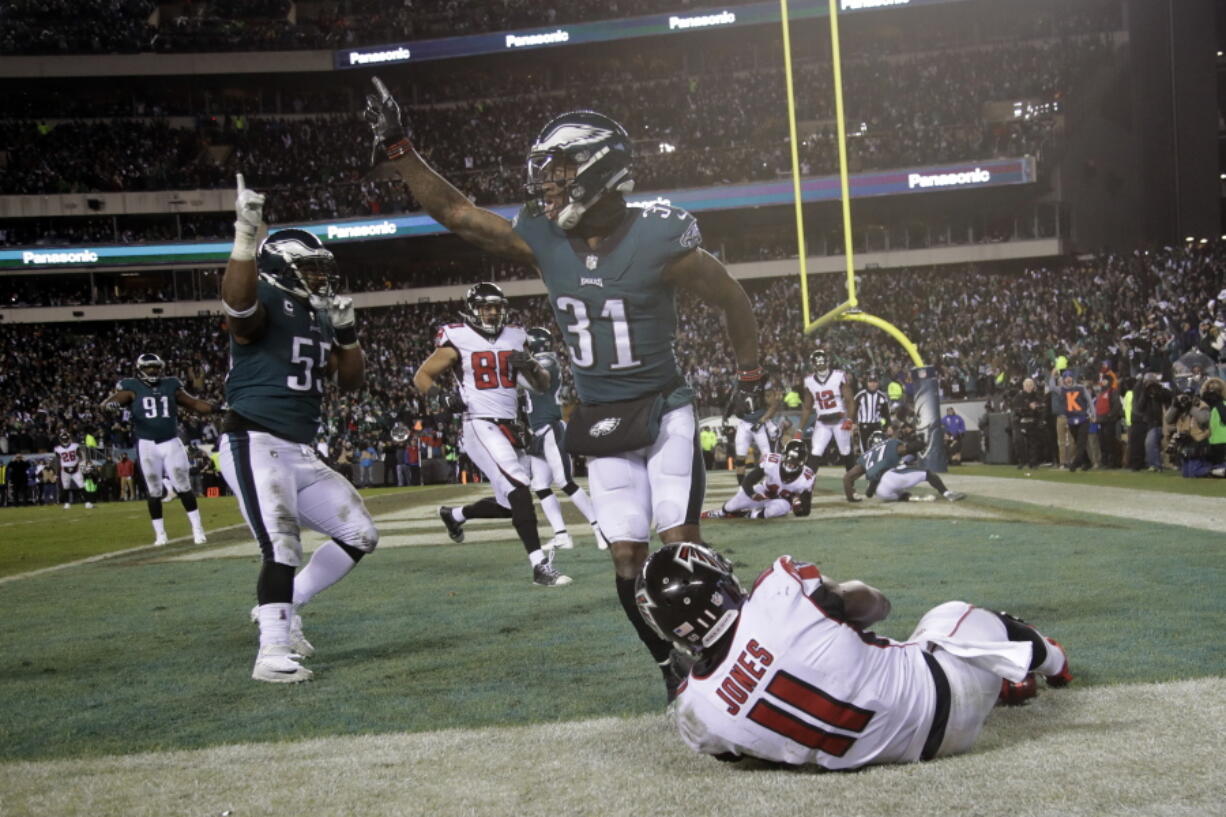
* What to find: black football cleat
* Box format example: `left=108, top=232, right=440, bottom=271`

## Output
left=439, top=505, right=465, bottom=543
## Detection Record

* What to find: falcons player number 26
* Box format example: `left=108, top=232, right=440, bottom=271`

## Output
left=472, top=350, right=515, bottom=389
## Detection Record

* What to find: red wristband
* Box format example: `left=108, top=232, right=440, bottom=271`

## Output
left=385, top=137, right=413, bottom=161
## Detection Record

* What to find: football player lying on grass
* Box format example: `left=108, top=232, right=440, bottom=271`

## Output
left=701, top=440, right=813, bottom=520
left=637, top=543, right=1073, bottom=770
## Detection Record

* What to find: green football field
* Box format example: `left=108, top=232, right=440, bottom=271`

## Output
left=0, top=468, right=1223, bottom=816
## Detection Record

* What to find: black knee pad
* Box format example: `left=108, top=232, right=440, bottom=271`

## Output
left=333, top=538, right=367, bottom=563
left=508, top=486, right=536, bottom=525
left=562, top=481, right=580, bottom=496
left=535, top=488, right=553, bottom=501
left=257, top=561, right=295, bottom=605
left=994, top=611, right=1047, bottom=670
left=179, top=491, right=198, bottom=513
left=146, top=497, right=163, bottom=520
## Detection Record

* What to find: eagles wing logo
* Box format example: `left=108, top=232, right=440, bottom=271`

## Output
left=680, top=219, right=702, bottom=249
left=589, top=417, right=620, bottom=437
left=533, top=124, right=615, bottom=153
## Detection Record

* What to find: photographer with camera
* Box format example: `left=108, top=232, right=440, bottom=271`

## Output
left=1163, top=377, right=1225, bottom=478
left=1129, top=374, right=1171, bottom=471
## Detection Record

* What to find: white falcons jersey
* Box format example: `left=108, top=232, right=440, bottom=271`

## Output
left=749, top=453, right=815, bottom=500
left=673, top=556, right=936, bottom=770
left=804, top=370, right=848, bottom=419
left=438, top=322, right=527, bottom=419
left=54, top=443, right=81, bottom=470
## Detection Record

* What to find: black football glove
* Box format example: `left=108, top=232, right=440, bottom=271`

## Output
left=363, top=76, right=412, bottom=166
left=730, top=367, right=766, bottom=418
left=508, top=350, right=536, bottom=373
left=443, top=391, right=466, bottom=414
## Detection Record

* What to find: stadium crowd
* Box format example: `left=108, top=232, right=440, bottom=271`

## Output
left=1, top=35, right=1110, bottom=224
left=3, top=243, right=1222, bottom=495
left=0, top=0, right=1122, bottom=56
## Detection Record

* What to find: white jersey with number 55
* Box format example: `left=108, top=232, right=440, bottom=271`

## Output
left=673, top=556, right=936, bottom=770
left=437, top=322, right=527, bottom=419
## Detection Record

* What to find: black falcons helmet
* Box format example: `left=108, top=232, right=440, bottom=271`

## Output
left=780, top=439, right=807, bottom=480
left=257, top=229, right=338, bottom=299
left=461, top=282, right=509, bottom=338
left=526, top=110, right=634, bottom=231
left=636, top=543, right=745, bottom=658
left=58, top=429, right=72, bottom=445
left=526, top=326, right=552, bottom=355
left=811, top=349, right=830, bottom=374
left=136, top=352, right=165, bottom=384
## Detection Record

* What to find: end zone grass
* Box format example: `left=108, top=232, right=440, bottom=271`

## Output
left=0, top=474, right=1222, bottom=816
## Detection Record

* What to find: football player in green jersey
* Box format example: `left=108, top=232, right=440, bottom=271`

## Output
left=364, top=78, right=763, bottom=702
left=219, top=174, right=378, bottom=684
left=101, top=353, right=218, bottom=546
left=843, top=434, right=966, bottom=503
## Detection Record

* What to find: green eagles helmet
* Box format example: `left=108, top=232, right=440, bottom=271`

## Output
left=525, top=326, right=553, bottom=355
left=257, top=229, right=338, bottom=299
left=526, top=110, right=634, bottom=231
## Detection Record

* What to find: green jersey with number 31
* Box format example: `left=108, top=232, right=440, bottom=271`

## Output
left=513, top=201, right=700, bottom=407
left=118, top=376, right=182, bottom=443
left=225, top=278, right=335, bottom=444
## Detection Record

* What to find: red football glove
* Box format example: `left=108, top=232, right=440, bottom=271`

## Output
left=840, top=418, right=854, bottom=431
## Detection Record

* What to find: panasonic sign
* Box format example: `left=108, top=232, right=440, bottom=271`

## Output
left=326, top=221, right=398, bottom=240
left=668, top=11, right=737, bottom=30
left=348, top=47, right=411, bottom=65
left=22, top=250, right=100, bottom=265
left=907, top=167, right=992, bottom=190
left=505, top=29, right=569, bottom=48
left=841, top=0, right=911, bottom=10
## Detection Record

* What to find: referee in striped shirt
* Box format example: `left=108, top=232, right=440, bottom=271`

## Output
left=854, top=374, right=890, bottom=453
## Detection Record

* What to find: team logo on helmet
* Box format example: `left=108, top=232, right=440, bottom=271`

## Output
left=257, top=229, right=338, bottom=300
left=136, top=353, right=165, bottom=384
left=781, top=439, right=807, bottom=479
left=461, top=282, right=509, bottom=338
left=636, top=543, right=745, bottom=657
left=525, top=111, right=634, bottom=231
left=525, top=326, right=553, bottom=355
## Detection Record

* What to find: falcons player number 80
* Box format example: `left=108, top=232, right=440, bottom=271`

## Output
left=471, top=350, right=516, bottom=390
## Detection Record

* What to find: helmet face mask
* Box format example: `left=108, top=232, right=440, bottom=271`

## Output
left=136, top=353, right=165, bottom=384
left=526, top=111, right=634, bottom=231
left=462, top=282, right=509, bottom=338
left=780, top=439, right=807, bottom=480
left=525, top=326, right=552, bottom=355
left=867, top=430, right=887, bottom=450
left=635, top=543, right=745, bottom=658
left=811, top=349, right=830, bottom=376
left=257, top=229, right=339, bottom=299
left=58, top=430, right=71, bottom=445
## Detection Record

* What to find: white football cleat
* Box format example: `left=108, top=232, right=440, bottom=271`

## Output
left=84, top=502, right=95, bottom=509
left=193, top=530, right=208, bottom=545
left=289, top=614, right=315, bottom=658
left=252, top=644, right=313, bottom=683
left=63, top=503, right=70, bottom=510
left=153, top=533, right=169, bottom=546
left=592, top=523, right=610, bottom=550
left=545, top=532, right=574, bottom=551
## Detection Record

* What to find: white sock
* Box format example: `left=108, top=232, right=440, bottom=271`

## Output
left=528, top=549, right=546, bottom=567
left=451, top=507, right=466, bottom=523
left=152, top=518, right=166, bottom=537
left=257, top=603, right=292, bottom=648
left=539, top=493, right=566, bottom=534
left=187, top=509, right=203, bottom=532
left=567, top=486, right=598, bottom=524
left=1037, top=637, right=1067, bottom=677
left=292, top=541, right=359, bottom=608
